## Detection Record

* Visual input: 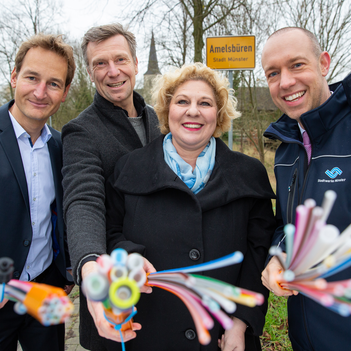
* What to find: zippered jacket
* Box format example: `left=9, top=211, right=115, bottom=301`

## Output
left=264, top=73, right=351, bottom=350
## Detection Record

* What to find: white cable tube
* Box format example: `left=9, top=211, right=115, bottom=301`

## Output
left=321, top=225, right=351, bottom=262
left=128, top=268, right=146, bottom=287
left=83, top=273, right=110, bottom=301
left=292, top=225, right=339, bottom=276
left=109, top=266, right=128, bottom=281
left=126, top=253, right=144, bottom=271
left=195, top=286, right=236, bottom=313
left=320, top=190, right=337, bottom=223
left=332, top=237, right=351, bottom=260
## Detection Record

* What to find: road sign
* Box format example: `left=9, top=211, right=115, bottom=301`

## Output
left=206, top=35, right=255, bottom=70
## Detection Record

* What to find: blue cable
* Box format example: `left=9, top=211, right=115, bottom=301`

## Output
left=320, top=255, right=351, bottom=279
left=0, top=283, right=5, bottom=303
left=104, top=307, right=138, bottom=351
left=151, top=251, right=243, bottom=275
left=118, top=330, right=126, bottom=351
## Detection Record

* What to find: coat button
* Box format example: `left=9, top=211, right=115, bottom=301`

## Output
left=189, top=249, right=200, bottom=261
left=185, top=329, right=196, bottom=340
left=23, top=240, right=30, bottom=247
left=13, top=271, right=20, bottom=278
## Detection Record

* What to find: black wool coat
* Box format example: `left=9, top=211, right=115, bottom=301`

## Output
left=105, top=136, right=276, bottom=351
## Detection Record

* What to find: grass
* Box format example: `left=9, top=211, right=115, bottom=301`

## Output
left=261, top=294, right=293, bottom=350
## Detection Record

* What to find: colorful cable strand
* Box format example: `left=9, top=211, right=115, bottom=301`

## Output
left=269, top=190, right=351, bottom=316
left=82, top=250, right=144, bottom=351
left=0, top=257, right=74, bottom=325
left=83, top=249, right=264, bottom=347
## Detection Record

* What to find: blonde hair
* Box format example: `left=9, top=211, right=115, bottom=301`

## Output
left=152, top=63, right=240, bottom=137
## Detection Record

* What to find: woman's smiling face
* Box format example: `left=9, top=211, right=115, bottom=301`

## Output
left=168, top=79, right=218, bottom=156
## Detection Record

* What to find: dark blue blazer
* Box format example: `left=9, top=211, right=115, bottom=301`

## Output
left=0, top=100, right=71, bottom=283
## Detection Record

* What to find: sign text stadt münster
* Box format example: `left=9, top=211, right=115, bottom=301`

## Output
left=206, top=35, right=255, bottom=70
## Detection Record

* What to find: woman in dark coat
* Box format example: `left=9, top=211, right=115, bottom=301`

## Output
left=104, top=63, right=276, bottom=351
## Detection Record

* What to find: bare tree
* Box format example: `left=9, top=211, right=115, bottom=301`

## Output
left=123, top=0, right=247, bottom=63
left=276, top=0, right=351, bottom=82
left=52, top=42, right=95, bottom=131
left=215, top=0, right=279, bottom=164
left=157, top=4, right=193, bottom=67
left=0, top=0, right=64, bottom=99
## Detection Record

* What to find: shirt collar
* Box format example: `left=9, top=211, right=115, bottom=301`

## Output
left=8, top=111, right=52, bottom=144
left=298, top=123, right=305, bottom=136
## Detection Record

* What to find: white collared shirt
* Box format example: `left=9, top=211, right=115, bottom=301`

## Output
left=298, top=123, right=306, bottom=137
left=9, top=112, right=54, bottom=281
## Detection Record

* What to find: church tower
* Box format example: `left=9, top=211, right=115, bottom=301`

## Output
left=143, top=32, right=161, bottom=105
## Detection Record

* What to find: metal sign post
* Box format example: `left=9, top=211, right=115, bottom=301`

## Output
left=228, top=70, right=233, bottom=151
left=206, top=35, right=255, bottom=150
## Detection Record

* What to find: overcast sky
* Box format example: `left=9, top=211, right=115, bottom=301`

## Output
left=62, top=0, right=116, bottom=39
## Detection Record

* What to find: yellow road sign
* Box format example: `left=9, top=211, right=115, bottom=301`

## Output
left=206, top=36, right=255, bottom=70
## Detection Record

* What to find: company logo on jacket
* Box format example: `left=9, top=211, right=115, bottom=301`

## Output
left=318, top=167, right=346, bottom=183
left=325, top=167, right=343, bottom=179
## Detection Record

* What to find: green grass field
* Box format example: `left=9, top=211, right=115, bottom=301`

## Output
left=261, top=294, right=293, bottom=350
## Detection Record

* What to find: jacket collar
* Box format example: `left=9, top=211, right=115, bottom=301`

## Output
left=0, top=101, right=30, bottom=213
left=113, top=135, right=275, bottom=211
left=93, top=90, right=146, bottom=117
left=0, top=101, right=15, bottom=132
left=264, top=73, right=351, bottom=143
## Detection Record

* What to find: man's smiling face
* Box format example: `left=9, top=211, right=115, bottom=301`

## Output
left=261, top=29, right=330, bottom=122
left=87, top=34, right=138, bottom=110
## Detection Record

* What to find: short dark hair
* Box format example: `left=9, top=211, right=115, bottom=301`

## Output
left=268, top=27, right=322, bottom=58
left=15, top=33, right=75, bottom=87
left=81, top=23, right=137, bottom=68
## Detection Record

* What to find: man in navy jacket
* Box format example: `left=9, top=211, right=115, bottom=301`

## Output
left=261, top=27, right=351, bottom=350
left=0, top=34, right=75, bottom=351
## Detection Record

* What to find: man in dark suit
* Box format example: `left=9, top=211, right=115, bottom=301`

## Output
left=0, top=34, right=76, bottom=351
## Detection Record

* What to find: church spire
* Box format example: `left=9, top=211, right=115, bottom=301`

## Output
left=144, top=32, right=160, bottom=76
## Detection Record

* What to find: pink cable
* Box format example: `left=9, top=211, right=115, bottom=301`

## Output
left=290, top=205, right=310, bottom=265
left=8, top=280, right=32, bottom=292
left=148, top=280, right=212, bottom=345
left=282, top=282, right=334, bottom=306
left=289, top=220, right=324, bottom=271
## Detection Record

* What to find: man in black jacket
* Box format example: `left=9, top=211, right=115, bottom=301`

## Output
left=62, top=23, right=160, bottom=351
left=0, top=34, right=75, bottom=351
left=261, top=27, right=351, bottom=350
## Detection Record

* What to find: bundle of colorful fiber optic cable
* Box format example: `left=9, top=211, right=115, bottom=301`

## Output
left=270, top=190, right=351, bottom=316
left=0, top=257, right=74, bottom=325
left=82, top=248, right=264, bottom=347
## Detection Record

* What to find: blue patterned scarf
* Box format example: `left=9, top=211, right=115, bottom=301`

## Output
left=163, top=133, right=216, bottom=194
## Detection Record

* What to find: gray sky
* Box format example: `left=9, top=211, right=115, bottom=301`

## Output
left=62, top=0, right=117, bottom=40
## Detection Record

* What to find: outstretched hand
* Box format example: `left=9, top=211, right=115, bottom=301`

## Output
left=87, top=297, right=141, bottom=342
left=82, top=260, right=141, bottom=342
left=141, top=257, right=156, bottom=294
left=261, top=256, right=298, bottom=296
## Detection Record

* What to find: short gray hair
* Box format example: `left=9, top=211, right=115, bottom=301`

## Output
left=268, top=27, right=322, bottom=58
left=81, top=23, right=137, bottom=68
